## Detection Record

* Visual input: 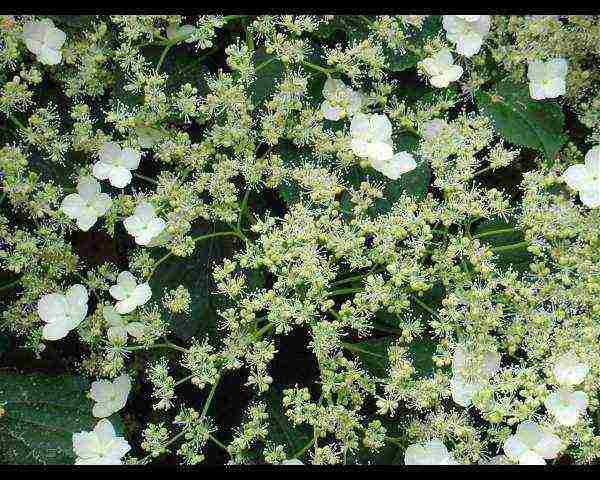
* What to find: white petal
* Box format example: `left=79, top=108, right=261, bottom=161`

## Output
left=117, top=271, right=137, bottom=290
left=99, top=142, right=121, bottom=165
left=108, top=166, right=132, bottom=188
left=37, top=294, right=67, bottom=323
left=579, top=186, right=600, bottom=208
left=61, top=194, right=86, bottom=219
left=92, top=161, right=112, bottom=181
left=132, top=283, right=152, bottom=307
left=126, top=322, right=147, bottom=339
left=94, top=419, right=116, bottom=444
left=78, top=176, right=100, bottom=201
left=584, top=146, right=600, bottom=176
left=518, top=450, right=546, bottom=465
left=119, top=148, right=141, bottom=170
left=503, top=435, right=529, bottom=463
left=563, top=164, right=590, bottom=191
left=90, top=380, right=114, bottom=403
left=42, top=320, right=72, bottom=340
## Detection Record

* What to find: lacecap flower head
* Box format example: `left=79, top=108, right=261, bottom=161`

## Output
left=22, top=19, right=66, bottom=65
left=92, top=142, right=141, bottom=188
left=37, top=284, right=88, bottom=341
left=61, top=176, right=112, bottom=231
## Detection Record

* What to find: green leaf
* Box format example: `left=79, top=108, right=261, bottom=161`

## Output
left=0, top=372, right=101, bottom=464
left=351, top=335, right=437, bottom=379
left=149, top=226, right=237, bottom=342
left=251, top=51, right=284, bottom=107
left=472, top=218, right=532, bottom=272
left=475, top=81, right=566, bottom=165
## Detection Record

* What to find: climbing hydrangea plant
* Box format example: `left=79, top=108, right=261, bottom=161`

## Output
left=1, top=13, right=600, bottom=466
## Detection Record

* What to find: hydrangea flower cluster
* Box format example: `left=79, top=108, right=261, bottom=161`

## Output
left=1, top=13, right=600, bottom=467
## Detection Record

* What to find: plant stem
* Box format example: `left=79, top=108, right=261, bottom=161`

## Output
left=473, top=227, right=520, bottom=239
left=328, top=287, right=362, bottom=297
left=491, top=241, right=529, bottom=253
left=133, top=173, right=159, bottom=185
left=341, top=341, right=386, bottom=359
left=301, top=60, right=335, bottom=76
left=255, top=56, right=275, bottom=73
left=412, top=296, right=435, bottom=316
left=156, top=41, right=176, bottom=73
left=292, top=437, right=315, bottom=458
left=201, top=375, right=221, bottom=420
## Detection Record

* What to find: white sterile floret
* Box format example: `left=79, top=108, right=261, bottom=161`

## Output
left=456, top=15, right=481, bottom=22
left=60, top=176, right=112, bottom=231
left=109, top=271, right=152, bottom=315
left=502, top=421, right=562, bottom=465
left=442, top=15, right=490, bottom=57
left=166, top=23, right=196, bottom=43
left=527, top=58, right=568, bottom=100
left=90, top=374, right=132, bottom=418
left=320, top=77, right=362, bottom=121
left=123, top=201, right=166, bottom=246
left=37, top=284, right=88, bottom=341
left=544, top=387, right=588, bottom=427
left=92, top=142, right=141, bottom=188
left=450, top=346, right=501, bottom=407
left=72, top=419, right=131, bottom=465
left=350, top=112, right=416, bottom=179
left=562, top=146, right=600, bottom=209
left=404, top=439, right=459, bottom=465
left=22, top=19, right=66, bottom=65
left=552, top=350, right=590, bottom=386
left=419, top=49, right=463, bottom=88
left=103, top=305, right=147, bottom=344
left=421, top=119, right=449, bottom=140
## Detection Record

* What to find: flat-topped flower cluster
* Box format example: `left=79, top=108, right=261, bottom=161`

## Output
left=1, top=14, right=600, bottom=467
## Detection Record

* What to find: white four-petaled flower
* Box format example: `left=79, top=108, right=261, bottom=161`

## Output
left=404, top=439, right=459, bottom=465
left=562, top=146, right=600, bottom=209
left=92, top=142, right=141, bottom=188
left=123, top=201, right=166, bottom=246
left=109, top=271, right=152, bottom=315
left=103, top=305, right=147, bottom=344
left=90, top=374, right=132, bottom=418
left=545, top=387, right=588, bottom=427
left=527, top=58, right=568, bottom=100
left=419, top=49, right=463, bottom=88
left=350, top=112, right=416, bottom=180
left=22, top=19, right=66, bottom=65
left=502, top=421, right=562, bottom=465
left=61, top=176, right=112, bottom=231
left=450, top=346, right=501, bottom=407
left=37, top=284, right=88, bottom=341
left=442, top=15, right=490, bottom=57
left=320, top=77, right=363, bottom=121
left=72, top=419, right=131, bottom=465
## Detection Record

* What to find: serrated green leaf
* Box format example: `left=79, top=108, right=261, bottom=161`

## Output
left=475, top=81, right=566, bottom=165
left=149, top=226, right=237, bottom=342
left=0, top=372, right=120, bottom=465
left=251, top=51, right=284, bottom=107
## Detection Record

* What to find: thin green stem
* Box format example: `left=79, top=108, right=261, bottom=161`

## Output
left=209, top=433, right=229, bottom=452
left=491, top=241, right=529, bottom=253
left=341, top=341, right=386, bottom=359
left=255, top=56, right=275, bottom=73
left=473, top=227, right=520, bottom=240
left=292, top=437, right=315, bottom=458
left=126, top=342, right=186, bottom=353
left=133, top=173, right=159, bottom=185
left=156, top=41, right=176, bottom=73
left=327, top=287, right=362, bottom=297
left=413, top=296, right=435, bottom=316
left=8, top=115, right=26, bottom=131
left=301, top=60, right=335, bottom=76
left=201, top=375, right=221, bottom=420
